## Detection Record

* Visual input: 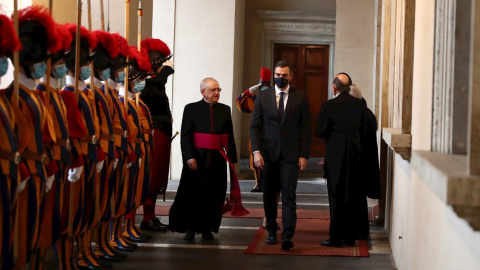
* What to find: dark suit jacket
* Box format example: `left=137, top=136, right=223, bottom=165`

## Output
left=250, top=86, right=311, bottom=162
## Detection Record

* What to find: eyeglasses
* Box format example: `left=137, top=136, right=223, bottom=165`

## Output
left=206, top=88, right=222, bottom=93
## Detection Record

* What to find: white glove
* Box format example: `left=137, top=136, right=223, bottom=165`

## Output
left=249, top=83, right=261, bottom=94
left=96, top=160, right=105, bottom=173
left=113, top=159, right=118, bottom=170
left=68, top=166, right=83, bottom=183
left=162, top=60, right=174, bottom=68
left=17, top=178, right=29, bottom=193
left=126, top=162, right=133, bottom=168
left=138, top=157, right=142, bottom=168
left=45, top=174, right=55, bottom=192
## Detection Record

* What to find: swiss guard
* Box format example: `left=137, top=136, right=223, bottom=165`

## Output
left=4, top=6, right=60, bottom=269
left=139, top=38, right=174, bottom=231
left=0, top=12, right=27, bottom=270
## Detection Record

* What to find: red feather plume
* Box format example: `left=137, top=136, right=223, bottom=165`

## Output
left=93, top=30, right=120, bottom=59
left=128, top=46, right=151, bottom=72
left=64, top=23, right=97, bottom=50
left=140, top=38, right=170, bottom=57
left=260, top=67, right=271, bottom=82
left=16, top=5, right=62, bottom=54
left=0, top=14, right=21, bottom=55
left=110, top=33, right=129, bottom=57
left=55, top=23, right=72, bottom=52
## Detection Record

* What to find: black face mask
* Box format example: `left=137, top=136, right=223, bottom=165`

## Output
left=275, top=77, right=289, bottom=89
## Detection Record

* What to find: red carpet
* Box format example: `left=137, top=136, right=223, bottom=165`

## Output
left=245, top=218, right=369, bottom=257
left=136, top=205, right=330, bottom=219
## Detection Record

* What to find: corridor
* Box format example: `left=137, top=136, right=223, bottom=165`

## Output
left=112, top=159, right=396, bottom=270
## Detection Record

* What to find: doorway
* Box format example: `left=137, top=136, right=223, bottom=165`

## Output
left=274, top=43, right=329, bottom=158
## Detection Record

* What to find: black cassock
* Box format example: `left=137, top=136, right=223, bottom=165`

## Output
left=169, top=99, right=237, bottom=234
left=315, top=92, right=380, bottom=243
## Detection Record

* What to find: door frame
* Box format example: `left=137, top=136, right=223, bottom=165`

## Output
left=257, top=10, right=336, bottom=99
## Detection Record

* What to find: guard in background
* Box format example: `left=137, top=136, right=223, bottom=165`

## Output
left=236, top=67, right=271, bottom=192
left=139, top=38, right=174, bottom=231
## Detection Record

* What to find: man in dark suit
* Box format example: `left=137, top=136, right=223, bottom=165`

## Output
left=315, top=73, right=371, bottom=247
left=250, top=60, right=311, bottom=251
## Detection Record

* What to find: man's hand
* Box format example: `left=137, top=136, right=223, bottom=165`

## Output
left=187, top=159, right=197, bottom=171
left=254, top=152, right=264, bottom=170
left=298, top=157, right=307, bottom=171
left=249, top=83, right=262, bottom=94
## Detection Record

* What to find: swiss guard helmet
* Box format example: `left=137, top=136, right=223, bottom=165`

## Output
left=64, top=23, right=97, bottom=71
left=140, top=38, right=171, bottom=72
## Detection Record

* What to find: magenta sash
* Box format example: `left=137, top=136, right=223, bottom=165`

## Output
left=193, top=133, right=249, bottom=216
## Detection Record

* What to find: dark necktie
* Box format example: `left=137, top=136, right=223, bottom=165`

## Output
left=278, top=91, right=285, bottom=121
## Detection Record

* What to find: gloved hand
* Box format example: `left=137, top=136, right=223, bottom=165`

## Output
left=162, top=60, right=174, bottom=69
left=138, top=157, right=142, bottom=168
left=126, top=162, right=133, bottom=168
left=17, top=179, right=28, bottom=193
left=68, top=166, right=83, bottom=183
left=249, top=83, right=262, bottom=94
left=45, top=174, right=55, bottom=192
left=113, top=159, right=118, bottom=170
left=96, top=160, right=105, bottom=173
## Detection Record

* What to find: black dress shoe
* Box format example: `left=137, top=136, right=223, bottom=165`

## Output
left=265, top=231, right=277, bottom=245
left=183, top=230, right=195, bottom=241
left=126, top=235, right=148, bottom=243
left=77, top=265, right=104, bottom=270
left=202, top=231, right=214, bottom=240
left=250, top=187, right=262, bottom=192
left=281, top=240, right=294, bottom=251
left=99, top=255, right=122, bottom=262
left=111, top=250, right=128, bottom=259
left=262, top=225, right=281, bottom=230
left=345, top=239, right=356, bottom=247
left=140, top=217, right=168, bottom=231
left=96, top=257, right=113, bottom=268
left=320, top=239, right=343, bottom=248
left=114, top=245, right=135, bottom=252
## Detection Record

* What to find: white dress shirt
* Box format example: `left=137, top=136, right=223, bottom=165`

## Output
left=275, top=84, right=290, bottom=110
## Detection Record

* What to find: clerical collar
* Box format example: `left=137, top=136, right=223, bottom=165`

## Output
left=203, top=98, right=217, bottom=105
left=66, top=74, right=86, bottom=90
left=275, top=84, right=290, bottom=95
left=18, top=72, right=37, bottom=90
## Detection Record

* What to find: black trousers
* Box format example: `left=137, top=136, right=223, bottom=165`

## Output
left=327, top=180, right=369, bottom=243
left=262, top=160, right=299, bottom=241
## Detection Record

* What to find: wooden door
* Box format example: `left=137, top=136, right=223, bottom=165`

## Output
left=274, top=44, right=329, bottom=157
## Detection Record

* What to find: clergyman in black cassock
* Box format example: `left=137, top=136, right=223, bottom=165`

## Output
left=315, top=73, right=373, bottom=247
left=169, top=77, right=237, bottom=241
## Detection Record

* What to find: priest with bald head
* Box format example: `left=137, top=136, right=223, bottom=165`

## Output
left=315, top=72, right=372, bottom=248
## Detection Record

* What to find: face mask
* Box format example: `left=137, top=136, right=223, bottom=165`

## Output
left=115, top=71, right=125, bottom=84
left=101, top=68, right=110, bottom=81
left=80, top=65, right=91, bottom=81
left=52, top=63, right=67, bottom=79
left=0, top=57, right=9, bottom=77
left=31, top=62, right=47, bottom=79
left=133, top=80, right=146, bottom=93
left=275, top=77, right=289, bottom=89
